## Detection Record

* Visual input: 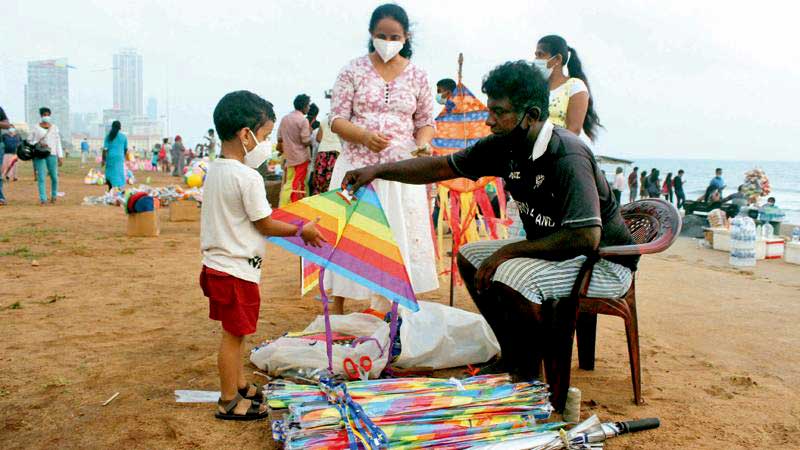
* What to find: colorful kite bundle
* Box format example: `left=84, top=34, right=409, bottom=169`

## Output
left=268, top=374, right=559, bottom=449
left=742, top=168, right=771, bottom=204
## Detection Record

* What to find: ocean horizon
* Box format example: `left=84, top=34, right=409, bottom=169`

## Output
left=599, top=157, right=800, bottom=225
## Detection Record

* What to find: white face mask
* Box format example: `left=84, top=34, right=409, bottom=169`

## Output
left=533, top=57, right=554, bottom=79
left=373, top=38, right=404, bottom=63
left=242, top=130, right=270, bottom=169
left=42, top=116, right=52, bottom=124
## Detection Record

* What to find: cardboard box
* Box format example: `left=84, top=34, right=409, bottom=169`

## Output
left=785, top=241, right=800, bottom=265
left=765, top=238, right=785, bottom=260
left=127, top=210, right=160, bottom=237
left=169, top=199, right=201, bottom=222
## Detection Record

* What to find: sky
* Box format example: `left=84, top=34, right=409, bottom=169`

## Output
left=2, top=0, right=799, bottom=160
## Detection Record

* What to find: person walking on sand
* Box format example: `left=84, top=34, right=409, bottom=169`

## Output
left=3, top=127, right=21, bottom=182
left=103, top=120, right=128, bottom=190
left=171, top=135, right=186, bottom=176
left=27, top=107, right=63, bottom=205
left=0, top=105, right=12, bottom=205
left=662, top=172, right=673, bottom=204
left=612, top=166, right=625, bottom=204
left=277, top=94, right=312, bottom=205
left=627, top=166, right=638, bottom=203
left=327, top=3, right=439, bottom=315
left=639, top=170, right=647, bottom=200
left=200, top=90, right=324, bottom=421
left=80, top=137, right=90, bottom=167
left=674, top=169, right=686, bottom=209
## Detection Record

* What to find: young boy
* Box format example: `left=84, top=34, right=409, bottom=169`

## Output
left=200, top=90, right=324, bottom=420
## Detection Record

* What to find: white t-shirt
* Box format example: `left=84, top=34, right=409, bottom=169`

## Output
left=28, top=124, right=64, bottom=157
left=201, top=158, right=272, bottom=283
left=613, top=173, right=626, bottom=191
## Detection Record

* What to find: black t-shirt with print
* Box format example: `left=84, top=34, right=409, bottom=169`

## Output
left=448, top=127, right=639, bottom=270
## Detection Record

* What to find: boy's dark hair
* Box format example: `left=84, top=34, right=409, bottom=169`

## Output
left=208, top=128, right=214, bottom=134
left=633, top=166, right=639, bottom=171
left=678, top=169, right=684, bottom=175
left=715, top=168, right=723, bottom=174
left=482, top=61, right=549, bottom=121
left=293, top=94, right=311, bottom=111
left=213, top=90, right=276, bottom=141
left=437, top=78, right=457, bottom=93
left=39, top=107, right=51, bottom=116
left=307, top=103, right=319, bottom=118
left=768, top=197, right=776, bottom=203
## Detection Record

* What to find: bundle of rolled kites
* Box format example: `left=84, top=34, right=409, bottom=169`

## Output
left=184, top=159, right=209, bottom=188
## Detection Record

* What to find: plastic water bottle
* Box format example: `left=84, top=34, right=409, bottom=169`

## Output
left=792, top=227, right=800, bottom=243
left=763, top=222, right=774, bottom=239
left=730, top=215, right=756, bottom=268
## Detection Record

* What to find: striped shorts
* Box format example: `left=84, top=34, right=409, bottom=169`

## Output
left=459, top=239, right=633, bottom=305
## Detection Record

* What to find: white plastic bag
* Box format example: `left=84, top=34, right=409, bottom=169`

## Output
left=396, top=301, right=499, bottom=369
left=249, top=313, right=389, bottom=379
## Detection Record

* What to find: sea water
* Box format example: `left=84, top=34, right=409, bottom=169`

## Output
left=601, top=158, right=800, bottom=224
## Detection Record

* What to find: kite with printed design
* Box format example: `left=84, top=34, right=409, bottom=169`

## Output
left=267, top=184, right=418, bottom=372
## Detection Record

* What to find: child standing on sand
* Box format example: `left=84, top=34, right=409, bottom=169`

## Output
left=200, top=90, right=324, bottom=421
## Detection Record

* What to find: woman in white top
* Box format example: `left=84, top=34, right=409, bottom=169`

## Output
left=27, top=107, right=64, bottom=204
left=310, top=112, right=342, bottom=195
left=533, top=35, right=601, bottom=141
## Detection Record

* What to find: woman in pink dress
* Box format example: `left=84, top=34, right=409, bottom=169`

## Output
left=328, top=3, right=439, bottom=314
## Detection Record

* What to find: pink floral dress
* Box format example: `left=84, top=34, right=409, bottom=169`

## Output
left=326, top=55, right=439, bottom=304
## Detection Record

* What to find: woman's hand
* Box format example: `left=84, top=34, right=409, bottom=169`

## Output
left=361, top=130, right=391, bottom=153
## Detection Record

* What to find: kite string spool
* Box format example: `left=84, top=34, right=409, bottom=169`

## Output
left=563, top=386, right=582, bottom=422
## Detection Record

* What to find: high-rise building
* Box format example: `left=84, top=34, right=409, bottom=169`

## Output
left=113, top=48, right=143, bottom=116
left=25, top=58, right=71, bottom=147
left=146, top=97, right=158, bottom=120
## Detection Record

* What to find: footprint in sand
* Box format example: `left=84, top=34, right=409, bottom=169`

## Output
left=703, top=385, right=734, bottom=400
left=729, top=375, right=758, bottom=387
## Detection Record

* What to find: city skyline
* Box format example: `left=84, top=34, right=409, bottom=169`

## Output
left=113, top=48, right=144, bottom=117
left=2, top=0, right=799, bottom=159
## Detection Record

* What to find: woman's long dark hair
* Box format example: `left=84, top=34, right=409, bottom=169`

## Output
left=538, top=35, right=601, bottom=140
left=107, top=120, right=121, bottom=142
left=367, top=3, right=413, bottom=59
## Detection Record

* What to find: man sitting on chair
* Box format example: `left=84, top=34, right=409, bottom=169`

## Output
left=342, top=61, right=639, bottom=379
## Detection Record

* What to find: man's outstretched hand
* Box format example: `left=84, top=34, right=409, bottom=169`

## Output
left=341, top=166, right=379, bottom=194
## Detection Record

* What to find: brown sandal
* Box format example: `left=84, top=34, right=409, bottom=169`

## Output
left=215, top=393, right=269, bottom=421
left=238, top=383, right=264, bottom=401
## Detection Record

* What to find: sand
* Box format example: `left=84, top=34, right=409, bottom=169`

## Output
left=1, top=159, right=800, bottom=449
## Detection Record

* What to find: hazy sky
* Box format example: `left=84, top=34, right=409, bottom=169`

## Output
left=2, top=0, right=799, bottom=160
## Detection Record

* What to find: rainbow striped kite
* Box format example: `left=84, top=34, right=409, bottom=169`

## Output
left=268, top=185, right=418, bottom=312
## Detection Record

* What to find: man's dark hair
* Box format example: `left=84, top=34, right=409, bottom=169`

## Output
left=481, top=61, right=549, bottom=121
left=716, top=168, right=723, bottom=174
left=213, top=90, right=276, bottom=141
left=208, top=128, right=214, bottom=134
left=633, top=166, right=639, bottom=171
left=39, top=107, right=51, bottom=116
left=293, top=94, right=311, bottom=111
left=768, top=197, right=776, bottom=203
left=678, top=169, right=684, bottom=175
left=437, top=78, right=457, bottom=93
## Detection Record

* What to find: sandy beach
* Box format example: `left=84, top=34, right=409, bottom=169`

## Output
left=1, top=160, right=799, bottom=449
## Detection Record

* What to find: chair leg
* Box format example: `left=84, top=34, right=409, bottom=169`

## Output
left=576, top=312, right=597, bottom=370
left=624, top=293, right=644, bottom=405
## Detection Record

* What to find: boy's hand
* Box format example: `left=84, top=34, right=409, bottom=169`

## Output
left=301, top=218, right=326, bottom=248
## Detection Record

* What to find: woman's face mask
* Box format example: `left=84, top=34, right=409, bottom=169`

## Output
left=373, top=38, right=404, bottom=63
left=533, top=55, right=556, bottom=79
left=41, top=116, right=52, bottom=124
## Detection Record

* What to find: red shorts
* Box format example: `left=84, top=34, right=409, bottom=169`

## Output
left=199, top=266, right=261, bottom=336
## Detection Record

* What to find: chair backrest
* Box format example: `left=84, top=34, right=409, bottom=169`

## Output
left=599, top=198, right=682, bottom=257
